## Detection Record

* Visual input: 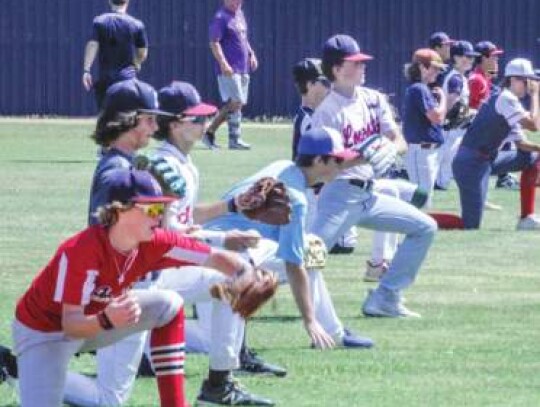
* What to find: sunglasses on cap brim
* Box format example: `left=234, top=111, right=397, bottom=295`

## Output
left=135, top=203, right=166, bottom=218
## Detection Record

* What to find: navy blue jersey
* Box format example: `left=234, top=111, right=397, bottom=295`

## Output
left=92, top=12, right=148, bottom=82
left=88, top=148, right=133, bottom=225
left=292, top=106, right=314, bottom=160
left=402, top=83, right=444, bottom=144
left=461, top=88, right=526, bottom=158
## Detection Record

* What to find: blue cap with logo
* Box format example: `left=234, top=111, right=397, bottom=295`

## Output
left=429, top=32, right=455, bottom=48
left=158, top=81, right=218, bottom=117
left=297, top=127, right=359, bottom=160
left=107, top=169, right=177, bottom=205
left=451, top=40, right=480, bottom=58
left=322, top=34, right=373, bottom=67
left=292, top=58, right=329, bottom=87
left=102, top=79, right=172, bottom=117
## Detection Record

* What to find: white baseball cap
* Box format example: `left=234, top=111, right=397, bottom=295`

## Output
left=504, top=58, right=540, bottom=80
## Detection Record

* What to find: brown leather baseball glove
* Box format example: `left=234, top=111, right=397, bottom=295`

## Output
left=209, top=267, right=279, bottom=318
left=235, top=177, right=291, bottom=225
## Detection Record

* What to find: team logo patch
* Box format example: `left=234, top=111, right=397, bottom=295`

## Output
left=91, top=285, right=113, bottom=303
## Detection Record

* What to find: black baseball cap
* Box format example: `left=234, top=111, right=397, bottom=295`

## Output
left=107, top=168, right=177, bottom=205
left=158, top=81, right=217, bottom=117
left=102, top=79, right=172, bottom=118
left=429, top=32, right=455, bottom=48
left=322, top=34, right=373, bottom=67
left=475, top=41, right=504, bottom=58
left=292, top=58, right=329, bottom=86
left=450, top=41, right=480, bottom=58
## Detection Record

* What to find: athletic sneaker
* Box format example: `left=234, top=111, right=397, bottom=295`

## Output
left=202, top=132, right=220, bottom=150
left=496, top=174, right=520, bottom=190
left=516, top=214, right=540, bottom=231
left=329, top=244, right=355, bottom=254
left=362, top=289, right=421, bottom=318
left=237, top=348, right=287, bottom=377
left=363, top=260, right=389, bottom=282
left=195, top=378, right=274, bottom=406
left=0, top=345, right=18, bottom=385
left=229, top=139, right=251, bottom=150
left=340, top=328, right=374, bottom=349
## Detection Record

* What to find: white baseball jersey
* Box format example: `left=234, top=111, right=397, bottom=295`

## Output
left=442, top=68, right=470, bottom=106
left=311, top=86, right=398, bottom=180
left=153, top=141, right=199, bottom=229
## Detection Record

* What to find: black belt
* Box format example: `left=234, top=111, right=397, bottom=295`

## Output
left=419, top=142, right=440, bottom=150
left=348, top=179, right=373, bottom=191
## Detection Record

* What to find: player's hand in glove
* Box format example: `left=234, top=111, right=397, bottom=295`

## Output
left=209, top=266, right=278, bottom=318
left=354, top=135, right=398, bottom=177
left=232, top=177, right=292, bottom=225
left=224, top=229, right=261, bottom=251
left=133, top=155, right=187, bottom=198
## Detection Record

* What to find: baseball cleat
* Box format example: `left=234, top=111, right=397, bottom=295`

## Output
left=363, top=260, right=389, bottom=282
left=516, top=214, right=540, bottom=231
left=229, top=139, right=251, bottom=150
left=362, top=289, right=421, bottom=318
left=340, top=328, right=374, bottom=349
left=496, top=174, right=520, bottom=190
left=237, top=348, right=287, bottom=377
left=195, top=378, right=274, bottom=406
left=0, top=345, right=18, bottom=385
left=329, top=244, right=355, bottom=254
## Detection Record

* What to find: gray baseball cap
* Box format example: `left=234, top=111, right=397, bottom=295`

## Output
left=504, top=58, right=540, bottom=80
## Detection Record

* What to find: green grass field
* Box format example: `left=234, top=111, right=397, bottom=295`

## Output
left=1, top=119, right=540, bottom=406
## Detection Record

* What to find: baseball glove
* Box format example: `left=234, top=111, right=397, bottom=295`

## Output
left=133, top=155, right=187, bottom=198
left=354, top=135, right=397, bottom=177
left=235, top=177, right=292, bottom=225
left=209, top=267, right=279, bottom=318
left=304, top=234, right=327, bottom=269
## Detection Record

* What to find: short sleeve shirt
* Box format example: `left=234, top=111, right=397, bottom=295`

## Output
left=311, top=87, right=398, bottom=180
left=204, top=161, right=308, bottom=266
left=402, top=82, right=444, bottom=144
left=209, top=7, right=250, bottom=74
left=15, top=227, right=211, bottom=332
left=92, top=12, right=147, bottom=82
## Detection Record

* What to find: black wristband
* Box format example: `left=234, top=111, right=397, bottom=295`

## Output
left=83, top=69, right=90, bottom=74
left=227, top=198, right=238, bottom=213
left=97, top=310, right=114, bottom=330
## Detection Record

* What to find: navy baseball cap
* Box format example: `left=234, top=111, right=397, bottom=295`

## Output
left=107, top=169, right=177, bottom=205
left=158, top=81, right=217, bottom=117
left=297, top=127, right=359, bottom=160
left=451, top=41, right=480, bottom=58
left=322, top=34, right=373, bottom=67
left=292, top=58, right=329, bottom=86
left=429, top=32, right=455, bottom=48
left=103, top=79, right=172, bottom=117
left=475, top=41, right=504, bottom=58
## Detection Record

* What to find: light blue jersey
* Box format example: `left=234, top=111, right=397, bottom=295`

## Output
left=205, top=160, right=308, bottom=265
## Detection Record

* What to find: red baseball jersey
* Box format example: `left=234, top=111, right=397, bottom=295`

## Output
left=16, top=226, right=211, bottom=332
left=468, top=67, right=492, bottom=110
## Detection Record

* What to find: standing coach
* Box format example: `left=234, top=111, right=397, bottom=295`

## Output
left=82, top=0, right=149, bottom=110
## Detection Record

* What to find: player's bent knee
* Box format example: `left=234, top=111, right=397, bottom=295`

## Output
left=153, top=290, right=184, bottom=328
left=410, top=187, right=429, bottom=209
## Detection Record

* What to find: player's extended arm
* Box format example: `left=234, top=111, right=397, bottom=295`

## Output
left=133, top=47, right=148, bottom=71
left=203, top=247, right=252, bottom=277
left=515, top=138, right=540, bottom=153
left=210, top=41, right=233, bottom=76
left=82, top=40, right=99, bottom=90
left=193, top=201, right=229, bottom=225
left=285, top=262, right=335, bottom=349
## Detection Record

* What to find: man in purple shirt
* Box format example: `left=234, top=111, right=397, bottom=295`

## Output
left=82, top=0, right=148, bottom=110
left=204, top=0, right=258, bottom=150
